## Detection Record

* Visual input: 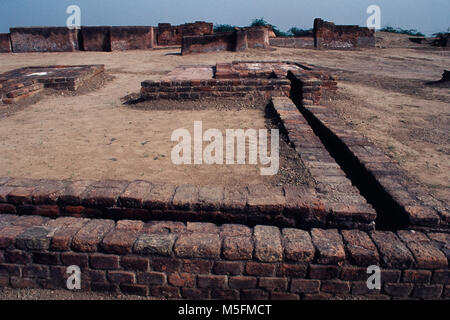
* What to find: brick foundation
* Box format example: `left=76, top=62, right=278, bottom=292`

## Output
left=156, top=22, right=213, bottom=46
left=269, top=37, right=315, bottom=49
left=0, top=214, right=447, bottom=299
left=0, top=65, right=104, bottom=104
left=10, top=27, right=79, bottom=53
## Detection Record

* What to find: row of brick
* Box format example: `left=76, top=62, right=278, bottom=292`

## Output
left=300, top=103, right=449, bottom=231
left=0, top=215, right=448, bottom=299
left=0, top=177, right=378, bottom=229
left=271, top=97, right=376, bottom=230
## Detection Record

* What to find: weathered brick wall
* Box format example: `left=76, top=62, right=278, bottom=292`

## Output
left=245, top=26, right=270, bottom=49
left=313, top=18, right=375, bottom=49
left=141, top=78, right=291, bottom=100
left=157, top=22, right=213, bottom=46
left=181, top=32, right=237, bottom=55
left=81, top=26, right=111, bottom=51
left=110, top=26, right=154, bottom=51
left=0, top=214, right=448, bottom=299
left=0, top=33, right=12, bottom=53
left=288, top=69, right=337, bottom=105
left=10, top=27, right=79, bottom=52
left=269, top=37, right=315, bottom=49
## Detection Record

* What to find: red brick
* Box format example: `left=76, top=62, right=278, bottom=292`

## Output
left=108, top=271, right=136, bottom=284
left=222, top=236, right=253, bottom=260
left=213, top=261, right=242, bottom=275
left=253, top=225, right=283, bottom=262
left=10, top=277, right=39, bottom=289
left=402, top=270, right=432, bottom=283
left=245, top=262, right=275, bottom=277
left=31, top=180, right=67, bottom=204
left=101, top=229, right=139, bottom=254
left=72, top=219, right=115, bottom=252
left=120, top=255, right=149, bottom=271
left=33, top=252, right=59, bottom=265
left=83, top=180, right=128, bottom=207
left=321, top=280, right=350, bottom=294
left=4, top=250, right=31, bottom=264
left=118, top=180, right=152, bottom=208
left=137, top=272, right=166, bottom=285
left=220, top=224, right=251, bottom=237
left=311, top=228, right=345, bottom=265
left=174, top=233, right=220, bottom=259
left=340, top=266, right=368, bottom=281
left=60, top=252, right=88, bottom=268
left=229, top=276, right=257, bottom=289
left=247, top=185, right=285, bottom=214
left=370, top=231, right=414, bottom=269
left=341, top=229, right=379, bottom=266
left=142, top=184, right=176, bottom=210
left=7, top=187, right=35, bottom=205
left=277, top=263, right=308, bottom=278
left=90, top=253, right=119, bottom=270
left=150, top=257, right=180, bottom=273
left=309, top=265, right=339, bottom=280
left=282, top=228, right=315, bottom=262
left=141, top=220, right=185, bottom=233
left=172, top=184, right=198, bottom=210
left=197, top=274, right=227, bottom=289
left=47, top=217, right=89, bottom=251
left=168, top=272, right=195, bottom=287
left=258, top=277, right=288, bottom=291
left=432, top=270, right=450, bottom=284
left=0, top=225, right=27, bottom=249
left=59, top=181, right=93, bottom=205
left=0, top=264, right=21, bottom=277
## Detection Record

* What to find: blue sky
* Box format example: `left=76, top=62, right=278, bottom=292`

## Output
left=0, top=0, right=449, bottom=36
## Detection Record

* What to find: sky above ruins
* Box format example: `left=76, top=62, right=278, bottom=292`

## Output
left=0, top=0, right=448, bottom=36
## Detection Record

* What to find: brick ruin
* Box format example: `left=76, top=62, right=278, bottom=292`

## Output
left=0, top=65, right=104, bottom=104
left=156, top=22, right=213, bottom=46
left=0, top=18, right=376, bottom=54
left=140, top=61, right=336, bottom=102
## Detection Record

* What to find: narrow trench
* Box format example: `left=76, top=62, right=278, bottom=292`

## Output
left=287, top=78, right=410, bottom=231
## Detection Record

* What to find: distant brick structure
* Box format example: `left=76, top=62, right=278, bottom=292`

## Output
left=110, top=26, right=154, bottom=51
left=156, top=21, right=213, bottom=46
left=10, top=27, right=79, bottom=53
left=81, top=26, right=111, bottom=51
left=181, top=27, right=270, bottom=55
left=245, top=26, right=270, bottom=48
left=313, top=18, right=375, bottom=49
left=0, top=33, right=11, bottom=53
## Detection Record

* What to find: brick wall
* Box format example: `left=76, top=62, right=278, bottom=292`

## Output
left=0, top=214, right=447, bottom=299
left=141, top=78, right=291, bottom=100
left=110, top=26, right=154, bottom=51
left=81, top=26, right=111, bottom=51
left=0, top=33, right=12, bottom=53
left=10, top=27, right=79, bottom=53
left=157, top=22, right=213, bottom=46
left=313, top=18, right=375, bottom=49
left=181, top=32, right=237, bottom=55
left=269, top=37, right=315, bottom=49
left=245, top=26, right=270, bottom=49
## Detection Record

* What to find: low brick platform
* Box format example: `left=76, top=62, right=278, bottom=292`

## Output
left=0, top=176, right=376, bottom=230
left=0, top=65, right=104, bottom=104
left=141, top=61, right=335, bottom=103
left=0, top=214, right=448, bottom=299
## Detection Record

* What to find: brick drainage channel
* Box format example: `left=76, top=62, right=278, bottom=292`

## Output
left=287, top=73, right=447, bottom=232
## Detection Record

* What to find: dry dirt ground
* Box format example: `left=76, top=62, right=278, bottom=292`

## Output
left=0, top=32, right=448, bottom=201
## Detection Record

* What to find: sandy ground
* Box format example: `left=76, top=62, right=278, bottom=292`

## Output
left=0, top=33, right=448, bottom=200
